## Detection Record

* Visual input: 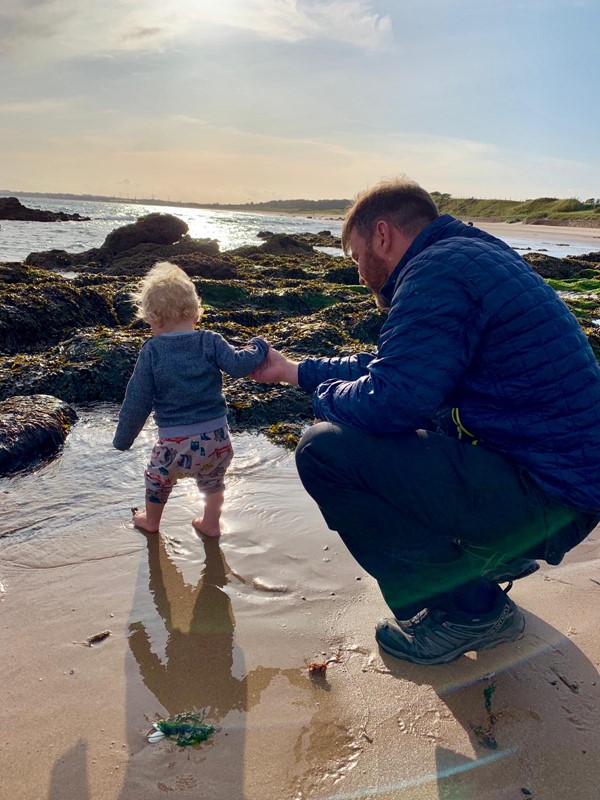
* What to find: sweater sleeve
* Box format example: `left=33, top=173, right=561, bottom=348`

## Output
left=298, top=352, right=375, bottom=393
left=113, top=344, right=155, bottom=450
left=211, top=334, right=269, bottom=378
left=311, top=262, right=485, bottom=433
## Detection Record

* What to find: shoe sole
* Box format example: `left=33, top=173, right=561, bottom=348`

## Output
left=485, top=561, right=539, bottom=583
left=376, top=616, right=526, bottom=666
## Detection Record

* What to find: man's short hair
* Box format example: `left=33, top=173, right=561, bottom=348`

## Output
left=341, top=177, right=439, bottom=254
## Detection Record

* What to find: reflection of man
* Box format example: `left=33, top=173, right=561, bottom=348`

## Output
left=252, top=178, right=600, bottom=665
left=129, top=535, right=278, bottom=718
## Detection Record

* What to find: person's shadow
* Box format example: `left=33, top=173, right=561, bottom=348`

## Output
left=47, top=740, right=90, bottom=800
left=378, top=608, right=600, bottom=798
left=119, top=532, right=281, bottom=798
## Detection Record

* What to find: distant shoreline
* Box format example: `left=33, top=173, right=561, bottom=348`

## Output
left=3, top=190, right=600, bottom=230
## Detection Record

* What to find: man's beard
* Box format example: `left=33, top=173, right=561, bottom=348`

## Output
left=363, top=244, right=391, bottom=310
left=371, top=290, right=390, bottom=311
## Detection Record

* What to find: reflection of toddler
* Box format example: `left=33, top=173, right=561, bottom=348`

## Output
left=113, top=261, right=268, bottom=536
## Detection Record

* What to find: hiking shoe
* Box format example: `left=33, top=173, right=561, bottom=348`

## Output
left=375, top=594, right=525, bottom=665
left=484, top=558, right=539, bottom=583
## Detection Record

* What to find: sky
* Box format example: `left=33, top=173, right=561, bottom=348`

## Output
left=0, top=0, right=598, bottom=203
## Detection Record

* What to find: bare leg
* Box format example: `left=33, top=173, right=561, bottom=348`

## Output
left=133, top=500, right=164, bottom=533
left=192, top=490, right=224, bottom=538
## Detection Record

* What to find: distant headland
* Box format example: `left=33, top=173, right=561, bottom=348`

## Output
left=1, top=189, right=599, bottom=226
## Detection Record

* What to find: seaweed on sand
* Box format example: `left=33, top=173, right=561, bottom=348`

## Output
left=148, top=711, right=215, bottom=746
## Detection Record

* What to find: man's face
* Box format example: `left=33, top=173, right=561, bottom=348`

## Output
left=348, top=228, right=390, bottom=309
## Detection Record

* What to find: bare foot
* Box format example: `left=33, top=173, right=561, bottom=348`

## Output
left=192, top=517, right=221, bottom=538
left=132, top=510, right=160, bottom=533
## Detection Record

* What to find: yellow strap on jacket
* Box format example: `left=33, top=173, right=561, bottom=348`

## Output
left=451, top=407, right=479, bottom=446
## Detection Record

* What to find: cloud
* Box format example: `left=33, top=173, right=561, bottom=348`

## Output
left=198, top=0, right=392, bottom=48
left=0, top=0, right=391, bottom=65
left=0, top=0, right=187, bottom=64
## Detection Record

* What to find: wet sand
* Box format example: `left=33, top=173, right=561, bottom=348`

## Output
left=2, top=413, right=600, bottom=799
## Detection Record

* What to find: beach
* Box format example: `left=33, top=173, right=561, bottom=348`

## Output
left=475, top=220, right=600, bottom=247
left=2, top=412, right=600, bottom=799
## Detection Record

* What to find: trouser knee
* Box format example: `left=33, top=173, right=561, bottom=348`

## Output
left=295, top=422, right=343, bottom=501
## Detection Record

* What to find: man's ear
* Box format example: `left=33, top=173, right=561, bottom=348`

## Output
left=374, top=219, right=392, bottom=255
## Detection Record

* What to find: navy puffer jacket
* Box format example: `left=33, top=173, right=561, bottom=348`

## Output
left=298, top=215, right=600, bottom=512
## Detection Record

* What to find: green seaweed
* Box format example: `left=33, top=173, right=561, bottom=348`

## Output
left=546, top=278, right=600, bottom=293
left=154, top=711, right=215, bottom=746
left=469, top=682, right=498, bottom=750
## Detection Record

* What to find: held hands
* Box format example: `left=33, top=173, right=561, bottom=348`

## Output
left=249, top=346, right=299, bottom=385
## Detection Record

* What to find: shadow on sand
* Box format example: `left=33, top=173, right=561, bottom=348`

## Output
left=376, top=608, right=600, bottom=798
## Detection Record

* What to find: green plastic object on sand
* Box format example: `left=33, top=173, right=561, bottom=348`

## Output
left=147, top=711, right=215, bottom=746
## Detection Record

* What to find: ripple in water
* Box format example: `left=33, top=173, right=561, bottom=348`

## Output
left=0, top=405, right=294, bottom=572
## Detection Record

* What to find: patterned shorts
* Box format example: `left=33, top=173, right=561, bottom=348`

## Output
left=144, top=426, right=234, bottom=505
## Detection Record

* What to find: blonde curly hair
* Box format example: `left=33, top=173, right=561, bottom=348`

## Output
left=132, top=261, right=203, bottom=325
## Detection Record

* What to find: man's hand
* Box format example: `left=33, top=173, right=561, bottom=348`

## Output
left=249, top=346, right=299, bottom=385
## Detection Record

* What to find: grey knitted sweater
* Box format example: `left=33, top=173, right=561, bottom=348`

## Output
left=113, top=330, right=268, bottom=450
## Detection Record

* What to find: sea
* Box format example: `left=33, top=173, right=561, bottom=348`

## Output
left=1, top=194, right=599, bottom=263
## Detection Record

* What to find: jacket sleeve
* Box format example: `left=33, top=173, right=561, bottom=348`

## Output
left=212, top=334, right=269, bottom=378
left=298, top=352, right=375, bottom=393
left=113, top=344, right=155, bottom=450
left=311, top=261, right=485, bottom=433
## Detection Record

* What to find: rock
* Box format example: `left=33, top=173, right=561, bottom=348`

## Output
left=0, top=264, right=118, bottom=354
left=322, top=263, right=359, bottom=284
left=524, top=253, right=594, bottom=279
left=102, top=213, right=189, bottom=254
left=105, top=239, right=227, bottom=278
left=24, top=248, right=85, bottom=271
left=577, top=252, right=600, bottom=264
left=0, top=197, right=90, bottom=222
left=0, top=394, right=78, bottom=476
left=257, top=230, right=341, bottom=249
left=230, top=234, right=314, bottom=257
left=0, top=328, right=145, bottom=403
left=25, top=216, right=224, bottom=278
left=264, top=421, right=304, bottom=450
left=294, top=231, right=342, bottom=248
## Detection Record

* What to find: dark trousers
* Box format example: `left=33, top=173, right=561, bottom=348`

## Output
left=295, top=423, right=599, bottom=619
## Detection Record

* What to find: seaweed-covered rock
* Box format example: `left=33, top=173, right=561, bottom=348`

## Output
left=25, top=213, right=223, bottom=277
left=577, top=252, right=600, bottom=264
left=322, top=262, right=359, bottom=284
left=0, top=394, right=78, bottom=476
left=0, top=268, right=118, bottom=355
left=0, top=197, right=90, bottom=222
left=259, top=230, right=342, bottom=248
left=263, top=421, right=305, bottom=450
left=0, top=328, right=145, bottom=403
left=24, top=248, right=87, bottom=271
left=524, top=253, right=595, bottom=279
left=226, top=381, right=312, bottom=429
left=105, top=239, right=227, bottom=278
left=231, top=235, right=314, bottom=257
left=102, top=213, right=189, bottom=254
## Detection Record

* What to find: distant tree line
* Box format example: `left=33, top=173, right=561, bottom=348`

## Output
left=2, top=189, right=598, bottom=222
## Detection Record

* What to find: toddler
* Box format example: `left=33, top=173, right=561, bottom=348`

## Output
left=113, top=261, right=269, bottom=536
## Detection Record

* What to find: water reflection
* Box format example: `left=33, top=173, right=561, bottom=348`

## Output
left=130, top=533, right=280, bottom=718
